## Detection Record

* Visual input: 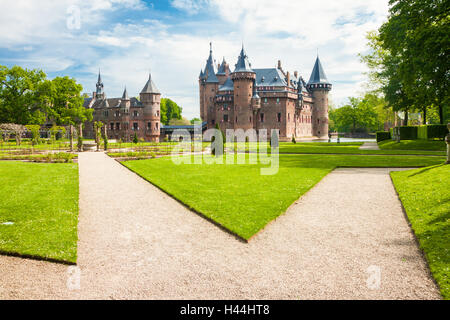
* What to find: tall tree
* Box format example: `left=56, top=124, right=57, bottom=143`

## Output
left=48, top=76, right=93, bottom=150
left=160, top=98, right=182, bottom=125
left=0, top=65, right=48, bottom=124
left=362, top=0, right=449, bottom=124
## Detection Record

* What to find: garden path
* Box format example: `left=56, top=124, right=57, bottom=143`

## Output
left=0, top=153, right=440, bottom=299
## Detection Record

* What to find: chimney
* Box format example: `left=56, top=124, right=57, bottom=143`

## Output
left=294, top=71, right=298, bottom=78
left=286, top=72, right=290, bottom=88
left=277, top=60, right=282, bottom=70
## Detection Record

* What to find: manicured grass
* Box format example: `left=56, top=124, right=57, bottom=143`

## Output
left=0, top=152, right=76, bottom=162
left=123, top=153, right=446, bottom=240
left=379, top=140, right=446, bottom=151
left=277, top=142, right=446, bottom=155
left=0, top=162, right=79, bottom=263
left=391, top=164, right=450, bottom=300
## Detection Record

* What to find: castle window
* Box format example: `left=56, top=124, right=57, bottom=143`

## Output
left=249, top=116, right=252, bottom=123
left=288, top=113, right=290, bottom=122
left=133, top=111, right=139, bottom=117
left=110, top=123, right=114, bottom=131
left=224, top=114, right=229, bottom=122
left=116, top=123, right=120, bottom=130
left=276, top=98, right=280, bottom=104
left=212, top=119, right=215, bottom=125
left=155, top=122, right=159, bottom=130
left=133, top=123, right=138, bottom=131
left=277, top=113, right=281, bottom=122
left=115, top=111, right=120, bottom=117
left=264, top=98, right=267, bottom=103
left=157, top=110, right=160, bottom=117
left=260, top=113, right=264, bottom=123
left=147, top=122, right=151, bottom=130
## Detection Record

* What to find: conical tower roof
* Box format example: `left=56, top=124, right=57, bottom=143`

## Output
left=122, top=87, right=129, bottom=100
left=203, top=42, right=219, bottom=83
left=217, top=57, right=228, bottom=75
left=233, top=44, right=253, bottom=73
left=308, top=56, right=329, bottom=85
left=141, top=73, right=160, bottom=94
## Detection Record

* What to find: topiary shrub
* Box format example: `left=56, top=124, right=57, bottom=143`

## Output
left=133, top=132, right=138, bottom=144
left=292, top=135, right=296, bottom=144
left=376, top=131, right=391, bottom=142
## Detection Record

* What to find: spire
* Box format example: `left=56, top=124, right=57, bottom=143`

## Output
left=203, top=42, right=219, bottom=83
left=96, top=69, right=104, bottom=96
left=122, top=86, right=129, bottom=100
left=307, top=55, right=329, bottom=85
left=233, top=43, right=253, bottom=73
left=217, top=57, right=228, bottom=75
left=141, top=72, right=160, bottom=94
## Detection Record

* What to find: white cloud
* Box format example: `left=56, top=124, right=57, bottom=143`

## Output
left=0, top=0, right=390, bottom=118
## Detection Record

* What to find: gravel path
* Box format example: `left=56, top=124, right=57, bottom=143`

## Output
left=359, top=142, right=380, bottom=150
left=0, top=153, right=441, bottom=299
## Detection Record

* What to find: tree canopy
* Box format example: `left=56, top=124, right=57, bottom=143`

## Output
left=0, top=65, right=92, bottom=126
left=360, top=0, right=449, bottom=124
left=160, top=98, right=182, bottom=125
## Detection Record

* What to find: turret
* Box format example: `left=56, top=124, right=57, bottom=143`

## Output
left=95, top=69, right=105, bottom=100
left=140, top=73, right=161, bottom=142
left=120, top=87, right=130, bottom=109
left=306, top=56, right=332, bottom=139
left=216, top=57, right=230, bottom=85
left=232, top=44, right=256, bottom=130
left=200, top=42, right=219, bottom=126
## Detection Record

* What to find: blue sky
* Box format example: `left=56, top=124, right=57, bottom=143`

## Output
left=0, top=0, right=389, bottom=119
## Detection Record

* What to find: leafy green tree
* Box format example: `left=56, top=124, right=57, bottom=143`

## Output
left=190, top=117, right=201, bottom=124
left=361, top=0, right=449, bottom=124
left=0, top=65, right=48, bottom=124
left=160, top=98, right=182, bottom=125
left=333, top=97, right=378, bottom=134
left=47, top=76, right=93, bottom=151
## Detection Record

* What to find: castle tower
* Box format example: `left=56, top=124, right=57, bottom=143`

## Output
left=232, top=44, right=256, bottom=130
left=216, top=57, right=230, bottom=85
left=95, top=70, right=105, bottom=100
left=306, top=56, right=332, bottom=139
left=199, top=43, right=219, bottom=127
left=120, top=87, right=130, bottom=108
left=140, top=73, right=161, bottom=142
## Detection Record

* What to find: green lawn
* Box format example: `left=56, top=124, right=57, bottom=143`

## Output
left=123, top=153, right=446, bottom=240
left=379, top=139, right=446, bottom=151
left=276, top=142, right=445, bottom=155
left=391, top=164, right=450, bottom=300
left=0, top=162, right=79, bottom=263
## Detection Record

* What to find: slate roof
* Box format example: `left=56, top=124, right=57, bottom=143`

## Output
left=233, top=45, right=254, bottom=73
left=141, top=73, right=160, bottom=94
left=218, top=76, right=234, bottom=91
left=203, top=43, right=219, bottom=83
left=253, top=68, right=287, bottom=87
left=122, top=87, right=129, bottom=100
left=216, top=57, right=228, bottom=75
left=308, top=56, right=329, bottom=85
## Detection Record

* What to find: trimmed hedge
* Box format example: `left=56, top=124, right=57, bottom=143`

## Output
left=399, top=126, right=418, bottom=140
left=376, top=131, right=391, bottom=142
left=417, top=124, right=448, bottom=140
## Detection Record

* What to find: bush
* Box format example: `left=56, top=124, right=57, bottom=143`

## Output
left=428, top=124, right=449, bottom=139
left=292, top=135, right=296, bottom=144
left=399, top=126, right=418, bottom=140
left=133, top=132, right=138, bottom=144
left=376, top=131, right=391, bottom=142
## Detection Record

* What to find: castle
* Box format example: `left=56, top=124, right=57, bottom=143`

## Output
left=199, top=44, right=332, bottom=140
left=83, top=72, right=161, bottom=142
